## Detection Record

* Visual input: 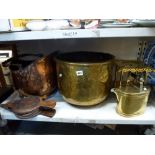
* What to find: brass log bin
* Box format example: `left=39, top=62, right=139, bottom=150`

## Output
left=55, top=51, right=114, bottom=106
left=112, top=60, right=152, bottom=117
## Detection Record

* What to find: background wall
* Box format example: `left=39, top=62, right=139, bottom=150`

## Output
left=16, top=38, right=144, bottom=60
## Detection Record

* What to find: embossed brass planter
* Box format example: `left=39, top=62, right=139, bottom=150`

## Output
left=55, top=51, right=114, bottom=106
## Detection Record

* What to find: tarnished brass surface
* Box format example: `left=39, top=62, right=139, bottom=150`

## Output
left=56, top=52, right=114, bottom=106
left=112, top=86, right=150, bottom=117
left=116, top=60, right=155, bottom=73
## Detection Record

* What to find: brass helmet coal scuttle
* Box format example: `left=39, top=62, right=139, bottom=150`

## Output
left=111, top=61, right=152, bottom=117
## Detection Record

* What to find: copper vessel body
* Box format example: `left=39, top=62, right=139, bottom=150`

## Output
left=3, top=54, right=57, bottom=97
left=12, top=55, right=56, bottom=97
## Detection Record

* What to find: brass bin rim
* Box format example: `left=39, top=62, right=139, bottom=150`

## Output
left=55, top=51, right=115, bottom=66
left=55, top=58, right=114, bottom=66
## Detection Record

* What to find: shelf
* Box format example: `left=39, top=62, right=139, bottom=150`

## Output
left=1, top=91, right=155, bottom=125
left=1, top=28, right=155, bottom=42
left=99, top=27, right=155, bottom=38
left=0, top=29, right=100, bottom=41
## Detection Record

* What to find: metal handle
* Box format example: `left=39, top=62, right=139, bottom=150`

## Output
left=2, top=57, right=15, bottom=67
left=140, top=77, right=144, bottom=91
left=2, top=53, right=43, bottom=67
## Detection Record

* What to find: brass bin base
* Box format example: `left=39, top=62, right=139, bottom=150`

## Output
left=62, top=95, right=108, bottom=106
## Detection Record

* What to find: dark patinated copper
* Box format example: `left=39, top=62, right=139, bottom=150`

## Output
left=0, top=97, right=56, bottom=118
left=15, top=108, right=56, bottom=119
left=2, top=53, right=57, bottom=98
left=0, top=97, right=56, bottom=114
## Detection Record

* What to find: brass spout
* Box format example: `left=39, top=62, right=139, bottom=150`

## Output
left=111, top=88, right=120, bottom=103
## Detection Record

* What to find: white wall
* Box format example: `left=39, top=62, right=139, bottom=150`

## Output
left=16, top=38, right=144, bottom=60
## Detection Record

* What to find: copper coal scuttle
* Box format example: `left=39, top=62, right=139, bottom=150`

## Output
left=2, top=53, right=57, bottom=98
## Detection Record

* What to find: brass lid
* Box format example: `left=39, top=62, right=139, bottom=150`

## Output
left=115, top=60, right=155, bottom=73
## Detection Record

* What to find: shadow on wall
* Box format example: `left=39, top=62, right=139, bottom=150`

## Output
left=16, top=38, right=139, bottom=60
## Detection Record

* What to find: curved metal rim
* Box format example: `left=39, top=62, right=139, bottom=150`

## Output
left=116, top=88, right=150, bottom=96
left=55, top=58, right=114, bottom=66
left=54, top=51, right=115, bottom=65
